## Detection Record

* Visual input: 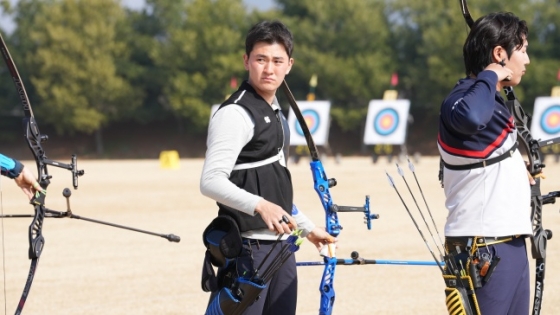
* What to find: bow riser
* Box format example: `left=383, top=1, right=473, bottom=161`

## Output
left=311, top=161, right=341, bottom=238
left=281, top=80, right=377, bottom=315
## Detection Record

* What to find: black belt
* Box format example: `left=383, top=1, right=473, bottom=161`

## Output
left=442, top=142, right=518, bottom=171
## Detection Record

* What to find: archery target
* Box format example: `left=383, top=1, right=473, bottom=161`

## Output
left=374, top=108, right=399, bottom=136
left=540, top=105, right=560, bottom=135
left=295, top=109, right=321, bottom=135
left=287, top=101, right=331, bottom=146
left=364, top=99, right=410, bottom=145
left=531, top=97, right=560, bottom=141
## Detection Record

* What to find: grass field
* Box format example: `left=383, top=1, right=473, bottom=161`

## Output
left=1, top=156, right=560, bottom=314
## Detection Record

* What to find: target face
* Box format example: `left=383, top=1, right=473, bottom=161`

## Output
left=287, top=101, right=331, bottom=146
left=295, top=109, right=320, bottom=136
left=530, top=97, right=560, bottom=141
left=374, top=108, right=399, bottom=136
left=540, top=105, right=560, bottom=135
left=363, top=99, right=410, bottom=145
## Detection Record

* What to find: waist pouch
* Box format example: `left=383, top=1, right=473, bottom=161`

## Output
left=201, top=216, right=243, bottom=292
left=443, top=244, right=480, bottom=315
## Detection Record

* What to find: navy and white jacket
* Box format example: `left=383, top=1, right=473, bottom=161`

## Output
left=437, top=71, right=532, bottom=237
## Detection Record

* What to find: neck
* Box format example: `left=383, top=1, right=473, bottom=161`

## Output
left=496, top=82, right=504, bottom=91
left=260, top=93, right=275, bottom=105
left=247, top=80, right=275, bottom=105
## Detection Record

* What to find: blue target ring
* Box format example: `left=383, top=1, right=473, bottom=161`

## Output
left=540, top=105, right=560, bottom=135
left=295, top=109, right=320, bottom=136
left=374, top=108, right=399, bottom=136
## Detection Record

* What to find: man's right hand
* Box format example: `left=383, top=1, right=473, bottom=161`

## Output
left=485, top=63, right=513, bottom=81
left=254, top=199, right=297, bottom=234
left=14, top=165, right=43, bottom=200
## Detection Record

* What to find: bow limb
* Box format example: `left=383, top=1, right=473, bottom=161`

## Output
left=459, top=0, right=474, bottom=28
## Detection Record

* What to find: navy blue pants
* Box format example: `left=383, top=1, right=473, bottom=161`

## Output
left=238, top=239, right=297, bottom=315
left=209, top=239, right=298, bottom=315
left=474, top=237, right=530, bottom=315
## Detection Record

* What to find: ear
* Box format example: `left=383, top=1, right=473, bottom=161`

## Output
left=243, top=54, right=249, bottom=70
left=492, top=46, right=507, bottom=63
left=286, top=58, right=294, bottom=75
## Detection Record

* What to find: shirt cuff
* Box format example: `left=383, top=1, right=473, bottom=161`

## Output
left=292, top=204, right=316, bottom=237
left=6, top=158, right=24, bottom=179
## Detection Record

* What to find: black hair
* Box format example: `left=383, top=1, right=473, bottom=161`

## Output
left=245, top=20, right=294, bottom=58
left=463, top=12, right=528, bottom=76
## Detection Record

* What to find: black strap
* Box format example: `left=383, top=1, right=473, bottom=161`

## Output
left=442, top=142, right=518, bottom=171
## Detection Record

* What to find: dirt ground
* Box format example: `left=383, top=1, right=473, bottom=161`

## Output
left=1, top=156, right=560, bottom=314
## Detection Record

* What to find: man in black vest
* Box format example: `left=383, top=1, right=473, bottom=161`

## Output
left=200, top=20, right=332, bottom=314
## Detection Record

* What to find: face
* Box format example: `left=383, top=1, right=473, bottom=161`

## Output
left=243, top=41, right=293, bottom=102
left=503, top=38, right=530, bottom=86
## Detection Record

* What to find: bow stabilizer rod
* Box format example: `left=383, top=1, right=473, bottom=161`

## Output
left=297, top=251, right=442, bottom=267
left=0, top=188, right=180, bottom=242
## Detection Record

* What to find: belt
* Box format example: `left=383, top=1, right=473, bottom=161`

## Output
left=242, top=238, right=278, bottom=246
left=445, top=235, right=521, bottom=252
left=474, top=235, right=520, bottom=246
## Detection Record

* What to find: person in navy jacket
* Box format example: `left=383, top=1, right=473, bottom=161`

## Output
left=438, top=12, right=534, bottom=315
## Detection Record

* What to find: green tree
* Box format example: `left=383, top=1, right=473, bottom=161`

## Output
left=277, top=0, right=395, bottom=132
left=0, top=0, right=46, bottom=142
left=11, top=0, right=139, bottom=154
left=143, top=0, right=249, bottom=133
left=385, top=0, right=560, bottom=143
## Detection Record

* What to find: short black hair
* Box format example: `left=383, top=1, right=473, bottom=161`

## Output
left=463, top=12, right=528, bottom=76
left=245, top=20, right=294, bottom=58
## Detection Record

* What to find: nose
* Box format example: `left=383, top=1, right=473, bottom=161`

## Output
left=263, top=61, right=274, bottom=73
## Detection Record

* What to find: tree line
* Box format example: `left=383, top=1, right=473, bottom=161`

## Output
left=1, top=0, right=559, bottom=155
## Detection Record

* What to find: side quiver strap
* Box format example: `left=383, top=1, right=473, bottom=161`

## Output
left=439, top=142, right=518, bottom=188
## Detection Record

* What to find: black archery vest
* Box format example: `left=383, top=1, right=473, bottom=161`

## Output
left=216, top=81, right=293, bottom=232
